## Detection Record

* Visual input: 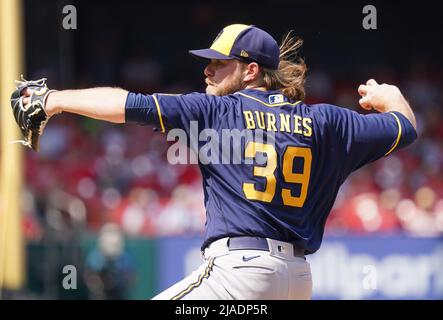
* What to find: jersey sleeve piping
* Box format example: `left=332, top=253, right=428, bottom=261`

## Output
left=384, top=112, right=402, bottom=156
left=152, top=94, right=166, bottom=133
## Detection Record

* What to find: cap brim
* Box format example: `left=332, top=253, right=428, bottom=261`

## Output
left=189, top=48, right=233, bottom=60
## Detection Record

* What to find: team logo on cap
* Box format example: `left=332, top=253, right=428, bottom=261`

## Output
left=240, top=50, right=249, bottom=58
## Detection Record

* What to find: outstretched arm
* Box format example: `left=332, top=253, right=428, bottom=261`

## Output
left=358, top=79, right=417, bottom=130
left=23, top=87, right=129, bottom=123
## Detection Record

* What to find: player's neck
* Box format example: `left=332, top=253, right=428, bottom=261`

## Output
left=244, top=84, right=267, bottom=92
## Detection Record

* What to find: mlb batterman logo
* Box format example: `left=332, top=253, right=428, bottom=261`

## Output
left=269, top=94, right=284, bottom=104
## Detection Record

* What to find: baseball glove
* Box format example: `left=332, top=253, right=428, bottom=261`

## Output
left=10, top=76, right=56, bottom=151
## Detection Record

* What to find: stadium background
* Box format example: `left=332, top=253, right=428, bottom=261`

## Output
left=0, top=0, right=442, bottom=299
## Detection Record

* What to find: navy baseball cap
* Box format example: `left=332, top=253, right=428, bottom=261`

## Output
left=189, top=24, right=280, bottom=70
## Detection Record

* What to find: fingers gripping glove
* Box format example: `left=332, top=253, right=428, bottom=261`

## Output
left=10, top=76, right=56, bottom=151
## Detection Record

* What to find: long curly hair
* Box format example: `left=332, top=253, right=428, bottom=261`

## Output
left=261, top=31, right=307, bottom=101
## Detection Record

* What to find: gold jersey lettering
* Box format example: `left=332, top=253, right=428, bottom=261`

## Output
left=294, top=115, right=303, bottom=134
left=255, top=111, right=266, bottom=129
left=266, top=113, right=277, bottom=131
left=243, top=111, right=256, bottom=129
left=303, top=118, right=312, bottom=137
left=279, top=114, right=291, bottom=133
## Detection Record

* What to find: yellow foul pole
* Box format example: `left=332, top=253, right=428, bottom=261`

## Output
left=0, top=0, right=25, bottom=293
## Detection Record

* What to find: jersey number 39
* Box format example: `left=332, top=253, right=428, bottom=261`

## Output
left=242, top=142, right=312, bottom=207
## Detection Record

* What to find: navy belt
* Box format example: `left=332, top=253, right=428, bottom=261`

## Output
left=227, top=237, right=305, bottom=258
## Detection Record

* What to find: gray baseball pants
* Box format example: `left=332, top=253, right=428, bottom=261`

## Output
left=152, top=237, right=312, bottom=300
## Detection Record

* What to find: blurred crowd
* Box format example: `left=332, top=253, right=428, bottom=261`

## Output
left=22, top=54, right=443, bottom=242
left=313, top=63, right=443, bottom=237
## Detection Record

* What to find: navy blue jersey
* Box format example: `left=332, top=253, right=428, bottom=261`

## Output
left=125, top=89, right=417, bottom=254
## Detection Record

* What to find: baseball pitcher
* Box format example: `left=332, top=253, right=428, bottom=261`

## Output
left=10, top=24, right=417, bottom=299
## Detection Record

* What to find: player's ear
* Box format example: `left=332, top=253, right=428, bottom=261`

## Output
left=243, top=62, right=261, bottom=82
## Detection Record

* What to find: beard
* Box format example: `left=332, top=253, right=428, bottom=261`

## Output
left=206, top=73, right=245, bottom=96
